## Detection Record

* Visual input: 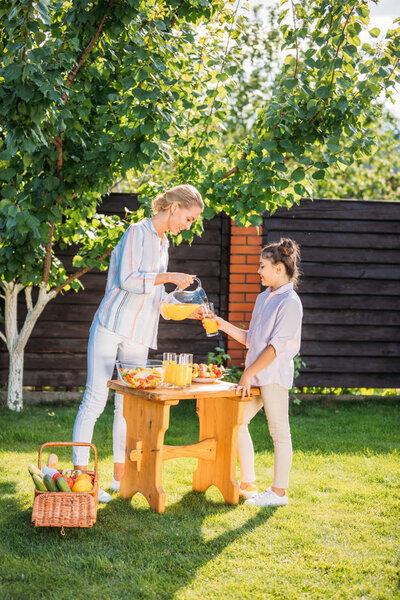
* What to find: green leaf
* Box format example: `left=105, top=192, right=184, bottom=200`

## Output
left=312, top=170, right=325, bottom=180
left=4, top=64, right=22, bottom=83
left=249, top=213, right=263, bottom=226
left=316, top=85, right=331, bottom=99
left=283, top=77, right=297, bottom=91
left=33, top=1, right=51, bottom=25
left=291, top=168, right=306, bottom=182
left=43, top=176, right=60, bottom=191
left=262, top=140, right=277, bottom=152
left=1, top=185, right=17, bottom=199
left=0, top=168, right=16, bottom=182
left=369, top=28, right=380, bottom=38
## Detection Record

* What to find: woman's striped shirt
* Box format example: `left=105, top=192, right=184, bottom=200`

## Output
left=95, top=218, right=169, bottom=349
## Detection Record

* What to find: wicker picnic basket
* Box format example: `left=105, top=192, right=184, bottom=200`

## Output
left=32, top=442, right=98, bottom=530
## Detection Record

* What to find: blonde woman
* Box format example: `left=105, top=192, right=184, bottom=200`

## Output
left=72, top=185, right=204, bottom=499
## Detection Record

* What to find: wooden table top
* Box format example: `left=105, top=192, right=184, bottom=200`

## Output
left=107, top=379, right=260, bottom=403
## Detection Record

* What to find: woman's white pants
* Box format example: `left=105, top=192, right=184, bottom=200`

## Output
left=72, top=320, right=148, bottom=466
left=237, top=383, right=292, bottom=489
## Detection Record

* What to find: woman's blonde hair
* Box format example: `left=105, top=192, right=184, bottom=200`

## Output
left=152, top=184, right=204, bottom=213
left=261, top=237, right=302, bottom=289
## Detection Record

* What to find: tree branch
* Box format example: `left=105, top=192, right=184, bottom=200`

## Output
left=219, top=151, right=247, bottom=180
left=25, top=287, right=33, bottom=312
left=170, top=0, right=185, bottom=28
left=0, top=330, right=7, bottom=345
left=42, top=222, right=55, bottom=286
left=62, top=0, right=115, bottom=104
left=52, top=247, right=114, bottom=295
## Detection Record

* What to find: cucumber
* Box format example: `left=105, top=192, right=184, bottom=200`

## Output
left=28, top=463, right=44, bottom=478
left=31, top=473, right=47, bottom=491
left=43, top=474, right=58, bottom=492
left=55, top=476, right=71, bottom=492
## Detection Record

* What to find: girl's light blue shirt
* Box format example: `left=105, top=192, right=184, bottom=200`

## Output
left=246, top=282, right=303, bottom=389
left=95, top=218, right=169, bottom=349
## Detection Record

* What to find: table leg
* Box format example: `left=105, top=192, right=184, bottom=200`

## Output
left=121, top=393, right=170, bottom=513
left=193, top=395, right=244, bottom=505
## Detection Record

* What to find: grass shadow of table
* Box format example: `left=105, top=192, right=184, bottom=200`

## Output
left=95, top=490, right=276, bottom=599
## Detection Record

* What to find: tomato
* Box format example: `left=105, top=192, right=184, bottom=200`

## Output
left=211, top=365, right=222, bottom=378
left=52, top=472, right=64, bottom=482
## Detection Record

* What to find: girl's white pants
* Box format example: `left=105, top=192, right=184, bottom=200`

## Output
left=72, top=320, right=148, bottom=466
left=237, top=383, right=292, bottom=489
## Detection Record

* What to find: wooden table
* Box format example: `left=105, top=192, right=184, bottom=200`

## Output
left=107, top=380, right=260, bottom=513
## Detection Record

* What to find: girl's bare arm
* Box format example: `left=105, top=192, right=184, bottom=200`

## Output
left=216, top=317, right=248, bottom=346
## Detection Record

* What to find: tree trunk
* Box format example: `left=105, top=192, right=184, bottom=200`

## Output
left=7, top=349, right=24, bottom=412
left=2, top=281, right=55, bottom=411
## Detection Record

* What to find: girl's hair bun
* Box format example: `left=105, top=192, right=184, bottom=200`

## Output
left=279, top=238, right=299, bottom=258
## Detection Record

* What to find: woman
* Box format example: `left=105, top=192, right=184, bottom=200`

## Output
left=72, top=184, right=204, bottom=496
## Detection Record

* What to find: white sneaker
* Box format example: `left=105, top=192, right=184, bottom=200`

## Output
left=109, top=476, right=120, bottom=492
left=238, top=483, right=258, bottom=499
left=97, top=488, right=112, bottom=503
left=244, top=488, right=288, bottom=507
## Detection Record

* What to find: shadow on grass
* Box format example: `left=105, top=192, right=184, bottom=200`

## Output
left=0, top=483, right=276, bottom=600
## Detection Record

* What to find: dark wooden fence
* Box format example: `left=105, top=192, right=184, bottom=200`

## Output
left=263, top=199, right=400, bottom=388
left=0, top=194, right=230, bottom=387
left=1, top=195, right=399, bottom=389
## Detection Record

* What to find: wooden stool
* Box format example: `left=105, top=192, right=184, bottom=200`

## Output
left=107, top=380, right=259, bottom=513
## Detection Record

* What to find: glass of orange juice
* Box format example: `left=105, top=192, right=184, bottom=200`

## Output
left=162, top=352, right=177, bottom=387
left=182, top=353, right=193, bottom=387
left=175, top=354, right=191, bottom=389
left=202, top=302, right=219, bottom=337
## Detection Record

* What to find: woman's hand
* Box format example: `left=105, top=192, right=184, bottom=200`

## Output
left=236, top=369, right=253, bottom=399
left=169, top=273, right=197, bottom=289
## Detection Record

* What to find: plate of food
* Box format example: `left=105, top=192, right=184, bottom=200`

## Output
left=192, top=363, right=225, bottom=383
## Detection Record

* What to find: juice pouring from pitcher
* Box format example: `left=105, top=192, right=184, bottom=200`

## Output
left=160, top=277, right=209, bottom=321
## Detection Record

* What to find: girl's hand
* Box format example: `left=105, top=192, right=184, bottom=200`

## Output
left=189, top=306, right=205, bottom=320
left=236, top=370, right=253, bottom=399
left=170, top=273, right=196, bottom=289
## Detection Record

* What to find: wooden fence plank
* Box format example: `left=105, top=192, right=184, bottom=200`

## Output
left=266, top=231, right=400, bottom=249
left=271, top=199, right=400, bottom=220
left=300, top=294, right=400, bottom=310
left=301, top=325, right=400, bottom=341
left=301, top=341, right=400, bottom=357
left=299, top=248, right=400, bottom=265
left=296, top=373, right=397, bottom=387
left=264, top=217, right=400, bottom=234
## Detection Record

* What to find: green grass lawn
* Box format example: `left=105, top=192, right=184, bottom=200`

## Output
left=0, top=399, right=399, bottom=600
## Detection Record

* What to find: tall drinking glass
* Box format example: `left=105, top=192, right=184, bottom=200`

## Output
left=175, top=354, right=190, bottom=389
left=162, top=352, right=177, bottom=387
left=182, top=353, right=193, bottom=387
left=202, top=302, right=219, bottom=337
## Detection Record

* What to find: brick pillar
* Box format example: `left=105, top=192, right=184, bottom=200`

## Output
left=227, top=223, right=262, bottom=367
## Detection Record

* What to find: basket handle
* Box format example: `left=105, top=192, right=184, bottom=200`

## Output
left=38, top=442, right=98, bottom=475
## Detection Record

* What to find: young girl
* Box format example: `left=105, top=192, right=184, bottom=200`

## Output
left=72, top=184, right=204, bottom=499
left=212, top=238, right=303, bottom=507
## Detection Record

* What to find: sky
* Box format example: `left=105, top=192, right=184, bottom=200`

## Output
left=246, top=0, right=400, bottom=119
